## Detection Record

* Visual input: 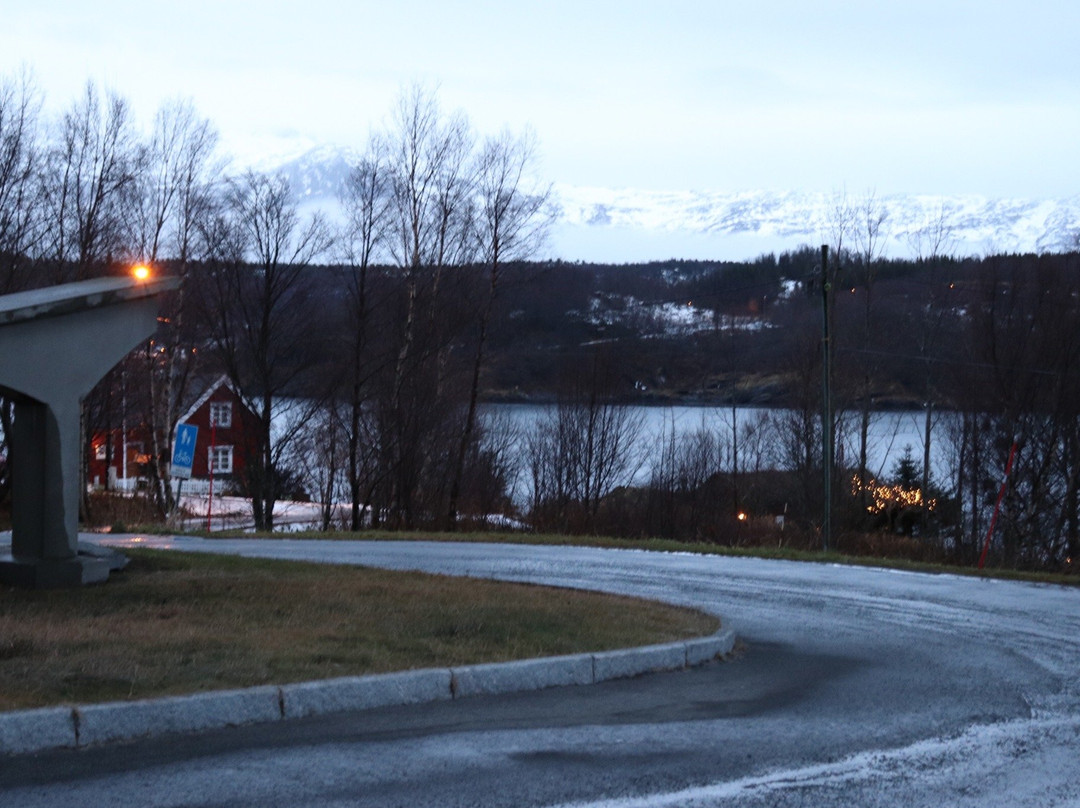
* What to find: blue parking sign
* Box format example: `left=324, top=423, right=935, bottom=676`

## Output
left=172, top=423, right=198, bottom=479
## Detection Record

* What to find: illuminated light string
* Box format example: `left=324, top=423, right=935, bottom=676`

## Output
left=850, top=474, right=937, bottom=515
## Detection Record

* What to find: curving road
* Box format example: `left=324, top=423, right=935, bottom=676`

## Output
left=3, top=535, right=1079, bottom=807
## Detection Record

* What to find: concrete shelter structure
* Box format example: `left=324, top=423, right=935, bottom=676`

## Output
left=0, top=276, right=177, bottom=588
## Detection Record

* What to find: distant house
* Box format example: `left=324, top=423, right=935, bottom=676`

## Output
left=88, top=427, right=153, bottom=491
left=175, top=375, right=259, bottom=486
left=87, top=375, right=259, bottom=492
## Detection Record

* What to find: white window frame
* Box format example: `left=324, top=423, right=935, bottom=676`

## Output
left=209, top=445, right=233, bottom=475
left=209, top=401, right=233, bottom=428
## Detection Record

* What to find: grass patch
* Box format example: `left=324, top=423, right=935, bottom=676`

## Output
left=0, top=549, right=718, bottom=711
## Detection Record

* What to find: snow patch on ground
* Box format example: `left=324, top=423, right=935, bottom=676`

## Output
left=174, top=494, right=524, bottom=533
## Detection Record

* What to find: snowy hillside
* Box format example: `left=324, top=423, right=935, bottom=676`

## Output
left=268, top=146, right=1080, bottom=263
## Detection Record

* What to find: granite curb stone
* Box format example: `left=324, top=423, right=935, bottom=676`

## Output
left=75, top=685, right=283, bottom=747
left=0, top=627, right=735, bottom=755
left=0, top=706, right=74, bottom=756
left=281, top=668, right=452, bottom=719
left=451, top=653, right=595, bottom=698
left=593, top=642, right=688, bottom=683
left=686, top=631, right=736, bottom=666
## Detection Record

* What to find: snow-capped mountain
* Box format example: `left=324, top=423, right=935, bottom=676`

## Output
left=269, top=146, right=1080, bottom=263
left=555, top=186, right=1080, bottom=261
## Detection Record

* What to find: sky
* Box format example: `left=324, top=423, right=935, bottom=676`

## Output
left=2, top=0, right=1078, bottom=200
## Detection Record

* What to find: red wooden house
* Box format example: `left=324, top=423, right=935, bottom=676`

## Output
left=176, top=376, right=259, bottom=485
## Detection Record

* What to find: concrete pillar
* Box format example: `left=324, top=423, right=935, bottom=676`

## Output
left=0, top=276, right=178, bottom=587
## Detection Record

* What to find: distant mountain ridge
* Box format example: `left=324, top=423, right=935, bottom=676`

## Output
left=267, top=146, right=1080, bottom=262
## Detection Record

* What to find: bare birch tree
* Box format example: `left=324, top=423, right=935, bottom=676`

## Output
left=131, top=99, right=221, bottom=515
left=377, top=85, right=476, bottom=526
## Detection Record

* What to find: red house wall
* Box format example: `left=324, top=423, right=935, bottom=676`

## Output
left=181, top=386, right=259, bottom=481
left=88, top=428, right=152, bottom=487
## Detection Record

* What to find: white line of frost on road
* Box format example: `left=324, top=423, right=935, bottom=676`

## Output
left=550, top=714, right=1080, bottom=808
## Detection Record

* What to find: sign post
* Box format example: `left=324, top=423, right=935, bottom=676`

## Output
left=171, top=424, right=198, bottom=529
left=171, top=423, right=198, bottom=480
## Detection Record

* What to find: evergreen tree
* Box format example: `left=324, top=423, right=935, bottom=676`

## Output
left=891, top=444, right=921, bottom=489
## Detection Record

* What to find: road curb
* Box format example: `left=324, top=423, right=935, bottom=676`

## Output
left=451, top=653, right=595, bottom=698
left=281, top=668, right=453, bottom=719
left=0, top=627, right=735, bottom=756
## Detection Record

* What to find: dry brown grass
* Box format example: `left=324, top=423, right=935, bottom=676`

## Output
left=0, top=549, right=718, bottom=710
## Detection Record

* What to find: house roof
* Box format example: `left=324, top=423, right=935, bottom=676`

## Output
left=177, top=374, right=243, bottom=426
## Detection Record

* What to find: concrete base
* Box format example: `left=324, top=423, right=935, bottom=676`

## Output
left=76, top=541, right=130, bottom=572
left=0, top=554, right=111, bottom=588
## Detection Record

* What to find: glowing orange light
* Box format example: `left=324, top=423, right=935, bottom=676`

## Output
left=132, top=264, right=151, bottom=281
left=737, top=511, right=748, bottom=522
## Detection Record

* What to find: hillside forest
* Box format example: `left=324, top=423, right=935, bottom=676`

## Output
left=1, top=74, right=1079, bottom=572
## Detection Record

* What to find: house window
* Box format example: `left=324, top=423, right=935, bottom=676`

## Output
left=209, top=402, right=232, bottom=428
left=209, top=445, right=233, bottom=475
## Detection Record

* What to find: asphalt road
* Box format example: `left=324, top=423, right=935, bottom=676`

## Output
left=2, top=536, right=1079, bottom=807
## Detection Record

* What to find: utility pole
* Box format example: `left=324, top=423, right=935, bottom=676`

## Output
left=820, top=244, right=833, bottom=552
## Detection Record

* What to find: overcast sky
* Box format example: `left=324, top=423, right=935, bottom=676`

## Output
left=3, top=0, right=1077, bottom=199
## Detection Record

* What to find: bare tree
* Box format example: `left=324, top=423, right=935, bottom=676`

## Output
left=906, top=199, right=956, bottom=529
left=285, top=401, right=350, bottom=531
left=773, top=315, right=828, bottom=531
left=376, top=85, right=477, bottom=526
left=338, top=140, right=392, bottom=529
left=850, top=190, right=890, bottom=503
left=526, top=351, right=643, bottom=532
left=37, top=82, right=143, bottom=520
left=384, top=85, right=475, bottom=381
left=446, top=127, right=554, bottom=529
left=0, top=70, right=44, bottom=293
left=822, top=188, right=856, bottom=269
left=956, top=256, right=1080, bottom=568
left=131, top=99, right=221, bottom=515
left=0, top=70, right=45, bottom=508
left=645, top=414, right=731, bottom=540
left=132, top=99, right=221, bottom=265
left=194, top=170, right=332, bottom=530
left=526, top=395, right=644, bottom=532
left=43, top=81, right=141, bottom=281
left=905, top=199, right=957, bottom=264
